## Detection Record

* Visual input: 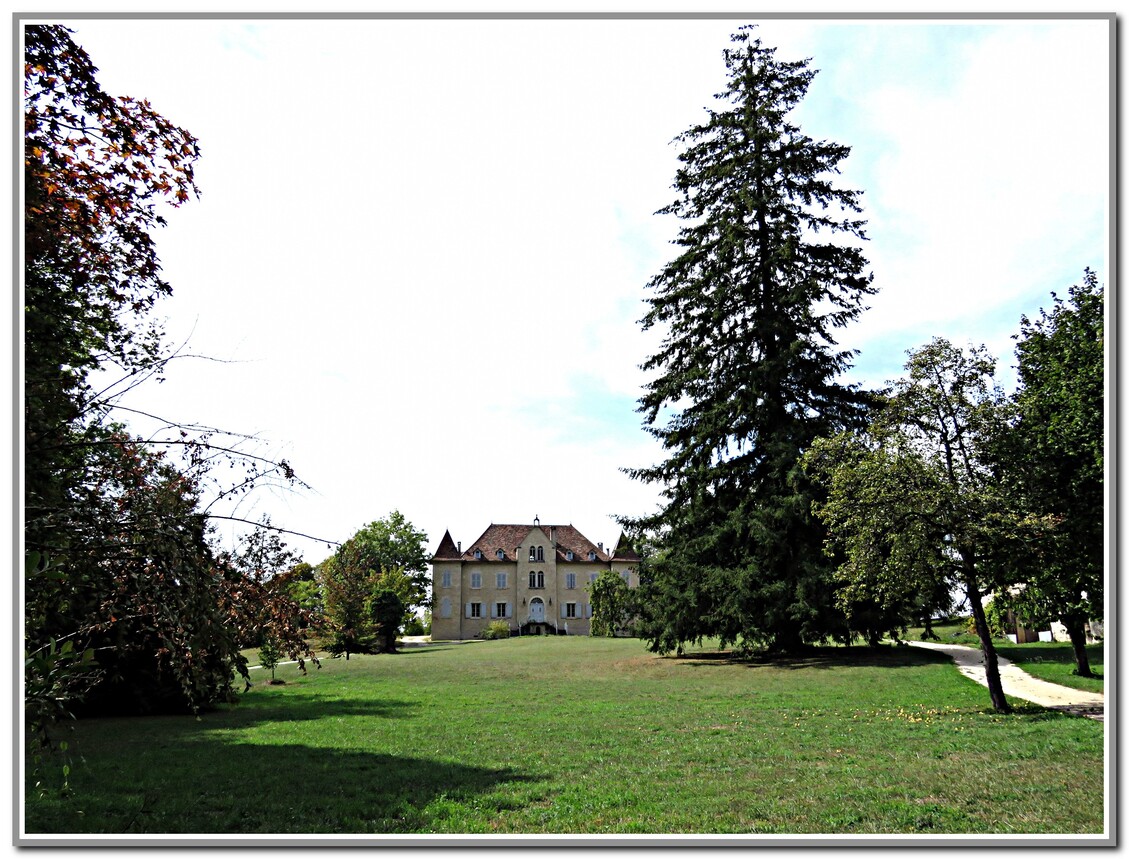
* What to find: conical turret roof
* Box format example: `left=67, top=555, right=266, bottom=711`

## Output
left=430, top=529, right=462, bottom=561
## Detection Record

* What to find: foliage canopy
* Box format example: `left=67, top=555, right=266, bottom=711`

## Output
left=805, top=339, right=1059, bottom=711
left=317, top=512, right=429, bottom=657
left=995, top=269, right=1105, bottom=674
left=23, top=25, right=314, bottom=725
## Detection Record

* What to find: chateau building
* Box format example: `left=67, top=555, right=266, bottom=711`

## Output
left=429, top=518, right=640, bottom=640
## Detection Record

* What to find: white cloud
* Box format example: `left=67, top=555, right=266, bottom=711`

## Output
left=31, top=16, right=1111, bottom=560
left=841, top=22, right=1108, bottom=365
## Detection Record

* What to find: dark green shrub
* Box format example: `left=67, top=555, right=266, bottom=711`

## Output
left=480, top=621, right=511, bottom=640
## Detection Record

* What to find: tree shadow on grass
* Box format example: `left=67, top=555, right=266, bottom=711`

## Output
left=215, top=692, right=420, bottom=729
left=676, top=645, right=951, bottom=672
left=27, top=694, right=544, bottom=835
left=390, top=644, right=464, bottom=655
left=30, top=744, right=541, bottom=835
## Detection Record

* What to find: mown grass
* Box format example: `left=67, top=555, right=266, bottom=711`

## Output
left=25, top=636, right=1104, bottom=836
left=993, top=643, right=1105, bottom=694
left=903, top=619, right=1105, bottom=693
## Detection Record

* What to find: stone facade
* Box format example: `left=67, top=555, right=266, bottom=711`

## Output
left=429, top=520, right=639, bottom=640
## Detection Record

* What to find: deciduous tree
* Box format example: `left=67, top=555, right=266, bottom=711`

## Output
left=23, top=25, right=314, bottom=726
left=317, top=514, right=429, bottom=657
left=621, top=26, right=875, bottom=654
left=996, top=269, right=1104, bottom=675
left=342, top=512, right=431, bottom=616
left=588, top=569, right=633, bottom=637
left=317, top=554, right=370, bottom=659
left=369, top=589, right=406, bottom=654
left=805, top=339, right=1050, bottom=713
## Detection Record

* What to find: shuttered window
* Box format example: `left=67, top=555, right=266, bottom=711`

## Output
left=565, top=573, right=576, bottom=589
left=496, top=572, right=507, bottom=589
left=470, top=572, right=482, bottom=589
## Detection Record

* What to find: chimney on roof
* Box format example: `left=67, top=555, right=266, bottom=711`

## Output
left=598, top=542, right=603, bottom=551
left=457, top=541, right=461, bottom=552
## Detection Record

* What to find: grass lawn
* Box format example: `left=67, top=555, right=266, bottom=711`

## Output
left=904, top=619, right=1105, bottom=694
left=25, top=636, right=1104, bottom=836
left=993, top=643, right=1105, bottom=694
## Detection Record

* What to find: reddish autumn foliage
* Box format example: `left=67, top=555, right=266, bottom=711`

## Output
left=24, top=26, right=315, bottom=724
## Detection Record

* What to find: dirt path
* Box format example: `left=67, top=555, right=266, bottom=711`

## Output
left=908, top=641, right=1105, bottom=721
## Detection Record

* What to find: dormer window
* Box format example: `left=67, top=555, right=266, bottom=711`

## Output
left=474, top=549, right=482, bottom=560
left=566, top=551, right=574, bottom=561
left=496, top=549, right=505, bottom=560
left=588, top=551, right=597, bottom=561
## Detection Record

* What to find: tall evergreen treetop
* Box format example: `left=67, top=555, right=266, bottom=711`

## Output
left=624, top=27, right=875, bottom=653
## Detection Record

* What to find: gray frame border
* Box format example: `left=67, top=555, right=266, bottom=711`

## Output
left=12, top=8, right=1117, bottom=850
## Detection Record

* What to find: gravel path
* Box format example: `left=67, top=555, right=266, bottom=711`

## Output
left=908, top=641, right=1105, bottom=721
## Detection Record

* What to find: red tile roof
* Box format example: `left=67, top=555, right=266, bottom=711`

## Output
left=430, top=529, right=462, bottom=561
left=439, top=523, right=620, bottom=563
left=463, top=524, right=535, bottom=562
left=547, top=524, right=609, bottom=563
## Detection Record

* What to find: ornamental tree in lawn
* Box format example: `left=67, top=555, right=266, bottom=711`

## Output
left=622, top=26, right=875, bottom=655
left=258, top=634, right=282, bottom=683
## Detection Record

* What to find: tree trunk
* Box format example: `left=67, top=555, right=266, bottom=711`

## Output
left=1062, top=616, right=1094, bottom=677
left=966, top=577, right=1011, bottom=713
left=921, top=616, right=939, bottom=641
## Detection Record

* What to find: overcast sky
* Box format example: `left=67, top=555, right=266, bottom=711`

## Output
left=20, top=13, right=1111, bottom=564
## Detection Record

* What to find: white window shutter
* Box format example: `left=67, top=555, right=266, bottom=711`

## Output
left=489, top=603, right=496, bottom=619
left=465, top=602, right=471, bottom=618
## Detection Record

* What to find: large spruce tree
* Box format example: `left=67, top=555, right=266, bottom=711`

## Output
left=623, top=27, right=875, bottom=654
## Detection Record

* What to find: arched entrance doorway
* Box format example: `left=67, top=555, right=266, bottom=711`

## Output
left=529, top=597, right=545, bottom=623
